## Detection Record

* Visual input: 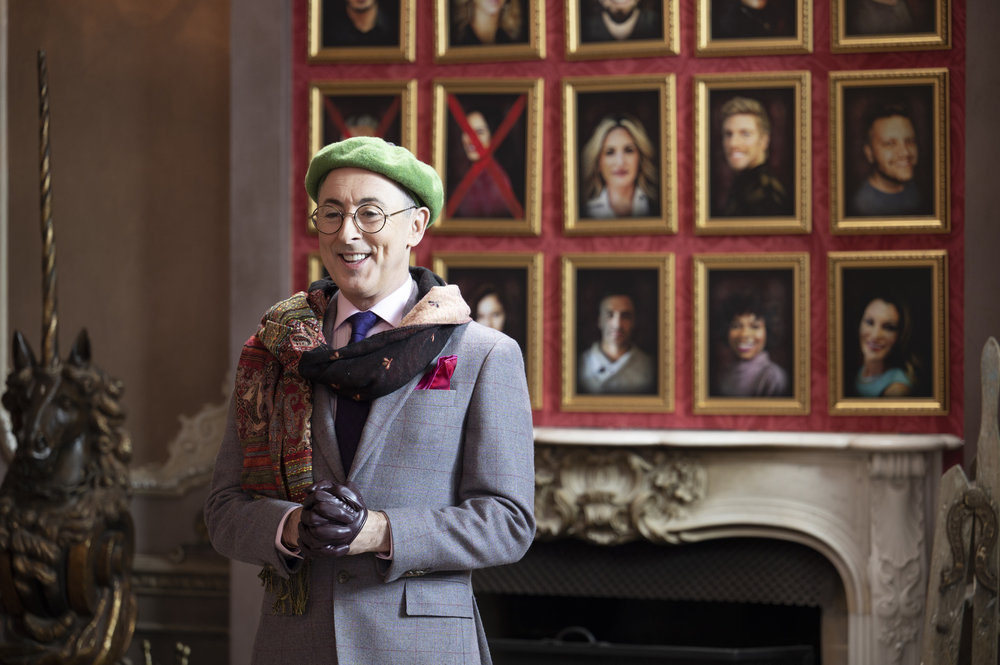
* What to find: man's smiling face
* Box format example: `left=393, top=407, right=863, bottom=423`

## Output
left=600, top=0, right=640, bottom=20
left=722, top=113, right=769, bottom=172
left=316, top=167, right=428, bottom=311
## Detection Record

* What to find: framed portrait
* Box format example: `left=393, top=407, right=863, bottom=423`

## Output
left=432, top=252, right=543, bottom=410
left=830, top=69, right=949, bottom=234
left=434, top=0, right=545, bottom=63
left=307, top=80, right=417, bottom=230
left=694, top=72, right=811, bottom=235
left=693, top=253, right=810, bottom=415
left=696, top=0, right=813, bottom=56
left=308, top=0, right=415, bottom=63
left=561, top=253, right=674, bottom=412
left=563, top=75, right=677, bottom=235
left=432, top=78, right=543, bottom=236
left=828, top=250, right=948, bottom=415
left=565, top=0, right=679, bottom=60
left=832, top=0, right=950, bottom=52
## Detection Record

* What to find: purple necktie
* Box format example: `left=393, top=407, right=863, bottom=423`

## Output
left=335, top=311, right=378, bottom=472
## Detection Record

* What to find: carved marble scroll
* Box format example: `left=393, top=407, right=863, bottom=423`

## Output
left=869, top=452, right=927, bottom=665
left=535, top=445, right=706, bottom=545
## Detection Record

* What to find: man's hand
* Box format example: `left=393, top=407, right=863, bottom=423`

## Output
left=297, top=481, right=368, bottom=557
left=347, top=509, right=391, bottom=556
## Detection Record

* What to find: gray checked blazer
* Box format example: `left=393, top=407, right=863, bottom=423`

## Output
left=205, top=284, right=536, bottom=665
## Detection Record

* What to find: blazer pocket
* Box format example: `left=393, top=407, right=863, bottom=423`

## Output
left=403, top=579, right=474, bottom=619
left=407, top=388, right=458, bottom=407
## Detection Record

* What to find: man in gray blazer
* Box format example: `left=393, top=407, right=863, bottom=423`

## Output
left=205, top=137, right=536, bottom=665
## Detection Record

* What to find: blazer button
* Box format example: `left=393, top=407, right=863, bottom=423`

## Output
left=337, top=571, right=354, bottom=584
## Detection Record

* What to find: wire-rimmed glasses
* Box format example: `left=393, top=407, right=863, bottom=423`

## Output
left=309, top=203, right=418, bottom=235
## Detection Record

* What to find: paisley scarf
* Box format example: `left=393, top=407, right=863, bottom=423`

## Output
left=234, top=267, right=470, bottom=614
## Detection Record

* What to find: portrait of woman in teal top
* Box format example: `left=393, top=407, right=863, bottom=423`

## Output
left=852, top=292, right=919, bottom=398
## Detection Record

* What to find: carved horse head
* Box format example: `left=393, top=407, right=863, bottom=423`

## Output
left=2, top=329, right=131, bottom=502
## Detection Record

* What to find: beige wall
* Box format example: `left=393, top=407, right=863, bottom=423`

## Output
left=963, top=0, right=1000, bottom=465
left=6, top=0, right=230, bottom=473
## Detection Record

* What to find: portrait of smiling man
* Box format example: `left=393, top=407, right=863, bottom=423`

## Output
left=849, top=103, right=929, bottom=217
left=714, top=95, right=793, bottom=218
left=205, top=136, right=536, bottom=665
left=322, top=0, right=400, bottom=47
left=581, top=0, right=663, bottom=42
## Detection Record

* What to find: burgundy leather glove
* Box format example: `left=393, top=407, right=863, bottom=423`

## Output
left=297, top=480, right=368, bottom=557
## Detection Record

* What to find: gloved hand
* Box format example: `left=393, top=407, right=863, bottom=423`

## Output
left=297, top=480, right=368, bottom=557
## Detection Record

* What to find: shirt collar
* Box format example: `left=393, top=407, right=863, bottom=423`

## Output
left=334, top=276, right=415, bottom=331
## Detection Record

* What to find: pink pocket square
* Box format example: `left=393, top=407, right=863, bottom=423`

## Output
left=416, top=355, right=457, bottom=390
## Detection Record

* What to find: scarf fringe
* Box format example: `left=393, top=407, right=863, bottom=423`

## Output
left=258, top=563, right=310, bottom=616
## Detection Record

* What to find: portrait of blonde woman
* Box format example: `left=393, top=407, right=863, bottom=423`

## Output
left=451, top=0, right=524, bottom=45
left=580, top=114, right=659, bottom=219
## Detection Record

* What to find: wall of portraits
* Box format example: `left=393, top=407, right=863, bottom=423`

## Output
left=291, top=0, right=964, bottom=437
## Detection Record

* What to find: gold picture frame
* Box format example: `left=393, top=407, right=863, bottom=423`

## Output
left=431, top=78, right=543, bottom=236
left=693, top=253, right=810, bottom=415
left=565, top=0, right=679, bottom=60
left=562, top=253, right=674, bottom=412
left=563, top=75, right=678, bottom=235
left=830, top=68, right=949, bottom=234
left=694, top=71, right=811, bottom=235
left=696, top=0, right=813, bottom=56
left=307, top=252, right=327, bottom=288
left=434, top=0, right=545, bottom=63
left=432, top=252, right=543, bottom=410
left=308, top=0, right=416, bottom=63
left=828, top=250, right=948, bottom=415
left=831, top=0, right=951, bottom=52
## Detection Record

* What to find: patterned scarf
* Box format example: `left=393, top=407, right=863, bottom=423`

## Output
left=234, top=267, right=470, bottom=614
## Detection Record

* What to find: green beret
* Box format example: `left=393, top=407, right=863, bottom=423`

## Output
left=305, top=137, right=444, bottom=226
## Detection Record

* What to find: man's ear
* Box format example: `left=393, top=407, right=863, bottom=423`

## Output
left=407, top=207, right=431, bottom=248
left=863, top=143, right=874, bottom=165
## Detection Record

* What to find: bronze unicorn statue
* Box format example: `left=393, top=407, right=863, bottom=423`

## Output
left=0, top=329, right=136, bottom=664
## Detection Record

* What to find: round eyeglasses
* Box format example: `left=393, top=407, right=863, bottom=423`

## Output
left=309, top=203, right=418, bottom=235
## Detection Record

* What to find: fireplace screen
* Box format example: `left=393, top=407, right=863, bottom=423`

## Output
left=474, top=538, right=835, bottom=664
left=490, top=638, right=814, bottom=664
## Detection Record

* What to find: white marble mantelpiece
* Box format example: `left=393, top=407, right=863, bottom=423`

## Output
left=535, top=426, right=963, bottom=451
left=531, top=427, right=963, bottom=665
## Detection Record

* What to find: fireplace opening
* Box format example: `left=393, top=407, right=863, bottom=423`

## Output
left=473, top=537, right=841, bottom=664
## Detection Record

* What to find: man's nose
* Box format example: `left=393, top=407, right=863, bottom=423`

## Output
left=335, top=213, right=363, bottom=241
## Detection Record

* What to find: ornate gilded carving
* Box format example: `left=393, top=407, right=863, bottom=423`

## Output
left=535, top=445, right=706, bottom=545
left=942, top=486, right=998, bottom=593
left=0, top=331, right=137, bottom=664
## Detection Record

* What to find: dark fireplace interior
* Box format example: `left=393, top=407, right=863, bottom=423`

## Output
left=473, top=538, right=839, bottom=664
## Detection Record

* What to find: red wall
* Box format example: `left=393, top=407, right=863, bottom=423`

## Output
left=291, top=0, right=965, bottom=437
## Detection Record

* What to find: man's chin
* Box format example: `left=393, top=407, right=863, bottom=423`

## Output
left=604, top=7, right=638, bottom=23
left=347, top=0, right=376, bottom=13
left=876, top=172, right=915, bottom=189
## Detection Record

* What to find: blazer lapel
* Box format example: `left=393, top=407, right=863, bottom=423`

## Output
left=312, top=383, right=348, bottom=483
left=347, top=372, right=422, bottom=477
left=311, top=294, right=348, bottom=483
